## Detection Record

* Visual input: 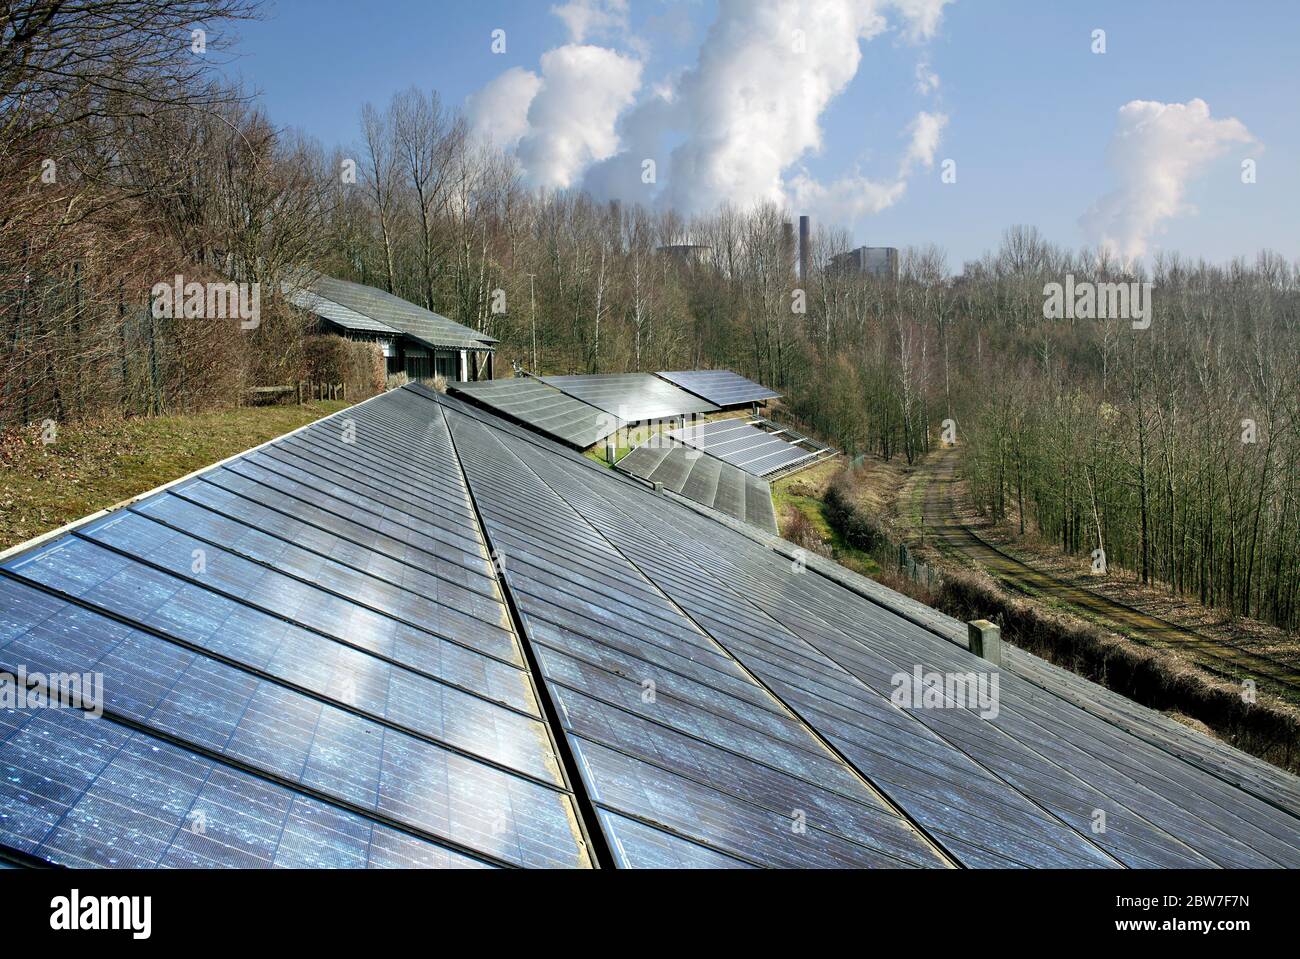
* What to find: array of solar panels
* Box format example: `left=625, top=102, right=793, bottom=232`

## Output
left=449, top=377, right=620, bottom=449
left=449, top=370, right=778, bottom=450
left=542, top=373, right=720, bottom=422
left=4, top=383, right=1299, bottom=870
left=0, top=390, right=588, bottom=868
left=668, top=419, right=817, bottom=477
left=657, top=370, right=781, bottom=408
left=615, top=444, right=778, bottom=534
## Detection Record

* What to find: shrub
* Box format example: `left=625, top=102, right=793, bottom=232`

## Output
left=824, top=478, right=890, bottom=552
left=302, top=335, right=384, bottom=398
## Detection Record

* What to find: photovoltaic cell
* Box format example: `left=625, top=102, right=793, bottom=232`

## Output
left=656, top=369, right=781, bottom=407
left=616, top=444, right=777, bottom=533
left=0, top=707, right=493, bottom=868
left=541, top=373, right=720, bottom=421
left=429, top=385, right=1300, bottom=869
left=451, top=377, right=620, bottom=448
left=4, top=381, right=1298, bottom=871
left=667, top=419, right=814, bottom=476
left=441, top=402, right=950, bottom=868
left=0, top=390, right=593, bottom=869
left=0, top=577, right=586, bottom=867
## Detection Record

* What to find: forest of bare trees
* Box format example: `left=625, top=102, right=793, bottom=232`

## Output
left=3, top=2, right=1297, bottom=630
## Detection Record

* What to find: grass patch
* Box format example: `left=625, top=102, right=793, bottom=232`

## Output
left=0, top=401, right=351, bottom=552
left=772, top=469, right=880, bottom=576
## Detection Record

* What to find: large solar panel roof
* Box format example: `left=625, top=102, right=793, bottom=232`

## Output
left=3, top=383, right=1299, bottom=870
left=657, top=369, right=781, bottom=407
left=291, top=275, right=497, bottom=351
left=668, top=418, right=816, bottom=476
left=616, top=444, right=778, bottom=534
left=450, top=377, right=620, bottom=449
left=541, top=373, right=719, bottom=421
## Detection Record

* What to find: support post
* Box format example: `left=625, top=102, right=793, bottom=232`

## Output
left=967, top=620, right=1002, bottom=666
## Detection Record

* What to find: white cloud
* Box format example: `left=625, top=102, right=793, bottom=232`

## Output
left=791, top=110, right=946, bottom=222
left=885, top=0, right=956, bottom=41
left=790, top=171, right=908, bottom=221
left=663, top=0, right=951, bottom=217
left=468, top=0, right=952, bottom=213
left=515, top=45, right=643, bottom=190
left=581, top=86, right=678, bottom=203
left=664, top=0, right=889, bottom=213
left=900, top=110, right=947, bottom=175
left=466, top=67, right=542, bottom=150
left=1081, top=98, right=1254, bottom=261
left=551, top=0, right=630, bottom=44
left=914, top=57, right=939, bottom=95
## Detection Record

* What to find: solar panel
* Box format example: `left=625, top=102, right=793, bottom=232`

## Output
left=5, top=381, right=1299, bottom=871
left=450, top=377, right=620, bottom=448
left=429, top=386, right=1300, bottom=869
left=668, top=419, right=816, bottom=476
left=0, top=390, right=592, bottom=869
left=656, top=369, right=782, bottom=407
left=616, top=444, right=778, bottom=534
left=541, top=373, right=719, bottom=421
left=441, top=404, right=948, bottom=868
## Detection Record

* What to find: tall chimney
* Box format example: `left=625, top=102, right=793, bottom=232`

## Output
left=798, top=215, right=811, bottom=284
left=781, top=221, right=795, bottom=275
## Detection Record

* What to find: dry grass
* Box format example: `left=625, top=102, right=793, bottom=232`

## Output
left=0, top=401, right=351, bottom=553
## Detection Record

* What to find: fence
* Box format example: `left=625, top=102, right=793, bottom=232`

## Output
left=247, top=382, right=348, bottom=404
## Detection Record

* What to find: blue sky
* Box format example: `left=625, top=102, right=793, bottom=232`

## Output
left=220, top=1, right=1298, bottom=268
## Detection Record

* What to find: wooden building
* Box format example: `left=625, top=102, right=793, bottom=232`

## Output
left=286, top=275, right=496, bottom=382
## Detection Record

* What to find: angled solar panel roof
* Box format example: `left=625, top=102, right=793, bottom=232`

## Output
left=541, top=373, right=719, bottom=421
left=668, top=418, right=817, bottom=476
left=4, top=383, right=1300, bottom=870
left=616, top=444, right=778, bottom=534
left=284, top=286, right=402, bottom=336
left=0, top=392, right=589, bottom=869
left=450, top=377, right=620, bottom=448
left=657, top=369, right=781, bottom=407
left=289, top=275, right=497, bottom=351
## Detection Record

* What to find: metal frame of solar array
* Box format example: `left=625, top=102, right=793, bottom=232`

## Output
left=449, top=377, right=620, bottom=449
left=614, top=444, right=778, bottom=535
left=0, top=390, right=592, bottom=869
left=4, top=382, right=1299, bottom=870
left=541, top=373, right=720, bottom=422
left=668, top=419, right=816, bottom=476
left=655, top=370, right=781, bottom=408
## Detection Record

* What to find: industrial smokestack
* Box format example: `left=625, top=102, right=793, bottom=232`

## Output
left=798, top=215, right=810, bottom=284
left=781, top=221, right=795, bottom=275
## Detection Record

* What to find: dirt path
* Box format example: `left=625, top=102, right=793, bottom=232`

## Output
left=918, top=446, right=1300, bottom=702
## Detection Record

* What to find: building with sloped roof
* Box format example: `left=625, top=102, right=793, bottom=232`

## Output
left=286, top=274, right=497, bottom=382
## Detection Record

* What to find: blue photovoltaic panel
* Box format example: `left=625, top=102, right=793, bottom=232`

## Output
left=616, top=444, right=778, bottom=533
left=451, top=377, right=620, bottom=448
left=0, top=706, right=491, bottom=868
left=541, top=373, right=719, bottom=421
left=4, top=381, right=1299, bottom=871
left=0, top=390, right=592, bottom=869
left=425, top=385, right=1300, bottom=870
left=440, top=399, right=950, bottom=869
left=667, top=419, right=814, bottom=476
left=656, top=369, right=781, bottom=407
